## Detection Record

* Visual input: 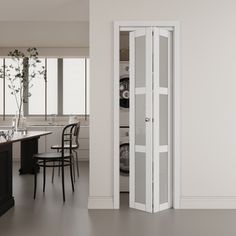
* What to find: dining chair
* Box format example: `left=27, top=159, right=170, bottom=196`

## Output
left=51, top=122, right=80, bottom=182
left=33, top=122, right=79, bottom=202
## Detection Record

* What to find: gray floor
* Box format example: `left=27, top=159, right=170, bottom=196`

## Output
left=1, top=162, right=236, bottom=236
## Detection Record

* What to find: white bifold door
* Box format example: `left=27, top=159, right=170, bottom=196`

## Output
left=129, top=27, right=172, bottom=213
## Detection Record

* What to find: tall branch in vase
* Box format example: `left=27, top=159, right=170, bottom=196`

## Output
left=0, top=48, right=45, bottom=127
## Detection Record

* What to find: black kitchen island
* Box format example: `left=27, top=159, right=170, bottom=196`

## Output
left=0, top=142, right=14, bottom=216
left=0, top=131, right=51, bottom=216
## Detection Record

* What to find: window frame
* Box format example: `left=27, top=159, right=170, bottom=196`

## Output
left=0, top=57, right=90, bottom=120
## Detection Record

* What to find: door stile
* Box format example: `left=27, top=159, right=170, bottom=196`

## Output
left=129, top=30, right=135, bottom=209
left=153, top=27, right=160, bottom=213
left=145, top=27, right=153, bottom=213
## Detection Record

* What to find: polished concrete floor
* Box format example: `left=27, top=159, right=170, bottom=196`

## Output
left=1, top=162, right=236, bottom=236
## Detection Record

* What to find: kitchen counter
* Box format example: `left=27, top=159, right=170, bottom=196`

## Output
left=0, top=130, right=52, bottom=217
left=0, top=131, right=52, bottom=145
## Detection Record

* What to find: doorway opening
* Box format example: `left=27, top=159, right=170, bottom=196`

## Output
left=119, top=31, right=130, bottom=208
left=113, top=22, right=181, bottom=213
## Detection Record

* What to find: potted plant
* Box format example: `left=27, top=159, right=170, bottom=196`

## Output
left=0, top=47, right=45, bottom=130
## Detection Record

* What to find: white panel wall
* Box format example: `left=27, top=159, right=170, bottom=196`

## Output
left=89, top=0, right=236, bottom=208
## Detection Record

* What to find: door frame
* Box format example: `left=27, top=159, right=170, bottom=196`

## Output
left=113, top=21, right=181, bottom=210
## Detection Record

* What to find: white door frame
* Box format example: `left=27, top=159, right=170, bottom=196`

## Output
left=113, top=21, right=181, bottom=210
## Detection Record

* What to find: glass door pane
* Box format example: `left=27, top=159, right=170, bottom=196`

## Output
left=129, top=28, right=152, bottom=212
left=134, top=34, right=146, bottom=206
left=153, top=28, right=172, bottom=212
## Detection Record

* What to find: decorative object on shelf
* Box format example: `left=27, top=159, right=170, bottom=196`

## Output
left=0, top=48, right=46, bottom=130
left=68, top=115, right=79, bottom=124
left=120, top=77, right=129, bottom=108
left=0, top=129, right=14, bottom=141
left=48, top=114, right=57, bottom=125
left=120, top=48, right=129, bottom=61
left=12, top=112, right=27, bottom=133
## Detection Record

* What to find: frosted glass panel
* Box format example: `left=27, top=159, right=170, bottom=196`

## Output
left=47, top=59, right=58, bottom=115
left=135, top=152, right=146, bottom=204
left=0, top=59, right=3, bottom=115
left=29, top=59, right=46, bottom=114
left=160, top=36, right=168, bottom=88
left=63, top=58, right=85, bottom=115
left=160, top=152, right=168, bottom=204
left=135, top=36, right=146, bottom=88
left=135, top=94, right=145, bottom=145
left=160, top=94, right=168, bottom=145
left=5, top=58, right=22, bottom=115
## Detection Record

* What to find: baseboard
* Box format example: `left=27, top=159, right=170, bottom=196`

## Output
left=181, top=196, right=236, bottom=209
left=78, top=157, right=89, bottom=162
left=88, top=196, right=114, bottom=209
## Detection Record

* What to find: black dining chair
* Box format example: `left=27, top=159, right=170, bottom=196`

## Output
left=33, top=122, right=79, bottom=202
left=51, top=122, right=80, bottom=182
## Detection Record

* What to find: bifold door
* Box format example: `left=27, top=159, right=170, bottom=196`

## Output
left=129, top=27, right=172, bottom=213
left=129, top=28, right=153, bottom=213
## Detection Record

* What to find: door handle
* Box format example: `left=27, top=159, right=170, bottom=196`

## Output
left=145, top=118, right=150, bottom=122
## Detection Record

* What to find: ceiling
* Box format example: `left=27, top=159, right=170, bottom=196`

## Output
left=0, top=0, right=89, bottom=21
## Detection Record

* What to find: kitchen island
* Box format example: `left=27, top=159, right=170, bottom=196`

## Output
left=0, top=131, right=51, bottom=216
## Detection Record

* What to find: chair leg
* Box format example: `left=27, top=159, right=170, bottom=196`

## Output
left=58, top=150, right=61, bottom=177
left=69, top=158, right=75, bottom=192
left=58, top=165, right=61, bottom=177
left=43, top=160, right=46, bottom=193
left=34, top=159, right=37, bottom=199
left=51, top=161, right=55, bottom=183
left=72, top=153, right=76, bottom=182
left=61, top=162, right=65, bottom=202
left=75, top=150, right=79, bottom=178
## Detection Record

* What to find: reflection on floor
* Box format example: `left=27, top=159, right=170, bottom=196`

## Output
left=120, top=192, right=129, bottom=209
left=1, top=162, right=236, bottom=236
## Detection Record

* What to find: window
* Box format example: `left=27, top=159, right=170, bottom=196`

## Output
left=47, top=59, right=58, bottom=115
left=0, top=58, right=90, bottom=119
left=28, top=58, right=58, bottom=115
left=86, top=59, right=90, bottom=115
left=63, top=58, right=85, bottom=115
left=5, top=58, right=22, bottom=115
left=0, top=59, right=3, bottom=115
left=28, top=58, right=46, bottom=115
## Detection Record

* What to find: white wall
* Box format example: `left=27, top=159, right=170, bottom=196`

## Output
left=89, top=0, right=236, bottom=209
left=0, top=0, right=88, bottom=21
left=0, top=21, right=89, bottom=56
left=0, top=0, right=89, bottom=54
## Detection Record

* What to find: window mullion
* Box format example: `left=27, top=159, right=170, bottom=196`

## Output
left=23, top=57, right=29, bottom=117
left=45, top=58, right=47, bottom=120
left=85, top=58, right=87, bottom=120
left=3, top=58, right=5, bottom=120
left=58, top=58, right=63, bottom=115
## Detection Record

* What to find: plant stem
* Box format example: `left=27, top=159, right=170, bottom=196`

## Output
left=9, top=79, right=20, bottom=110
